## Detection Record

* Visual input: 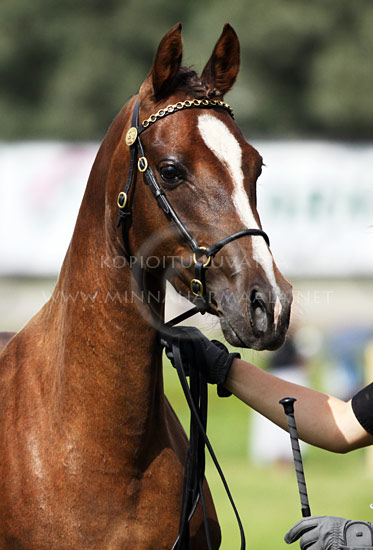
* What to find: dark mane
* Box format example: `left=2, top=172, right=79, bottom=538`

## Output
left=174, top=66, right=223, bottom=99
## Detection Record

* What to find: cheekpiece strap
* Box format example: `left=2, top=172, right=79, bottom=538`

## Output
left=116, top=100, right=141, bottom=229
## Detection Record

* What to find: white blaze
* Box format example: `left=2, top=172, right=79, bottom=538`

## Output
left=197, top=114, right=281, bottom=304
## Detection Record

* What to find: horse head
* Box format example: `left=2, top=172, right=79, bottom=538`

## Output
left=106, top=23, right=292, bottom=351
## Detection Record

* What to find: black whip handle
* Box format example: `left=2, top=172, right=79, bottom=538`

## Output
left=280, top=397, right=311, bottom=517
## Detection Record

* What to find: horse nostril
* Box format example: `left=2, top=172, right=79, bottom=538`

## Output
left=249, top=289, right=268, bottom=335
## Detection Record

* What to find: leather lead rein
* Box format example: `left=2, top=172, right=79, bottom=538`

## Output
left=117, top=97, right=270, bottom=549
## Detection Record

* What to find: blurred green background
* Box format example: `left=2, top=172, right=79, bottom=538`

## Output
left=1, top=1, right=373, bottom=548
left=1, top=0, right=373, bottom=140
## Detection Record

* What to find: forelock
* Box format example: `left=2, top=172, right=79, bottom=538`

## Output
left=174, top=66, right=223, bottom=100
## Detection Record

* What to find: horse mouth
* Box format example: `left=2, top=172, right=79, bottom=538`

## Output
left=217, top=310, right=264, bottom=349
left=217, top=310, right=287, bottom=351
left=169, top=272, right=290, bottom=350
left=212, top=290, right=258, bottom=349
left=217, top=313, right=248, bottom=347
left=214, top=288, right=290, bottom=351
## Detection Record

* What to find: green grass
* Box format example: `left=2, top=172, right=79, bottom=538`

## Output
left=164, top=358, right=373, bottom=549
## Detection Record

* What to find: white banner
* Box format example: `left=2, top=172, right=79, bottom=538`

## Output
left=0, top=141, right=372, bottom=277
left=256, top=141, right=373, bottom=277
left=0, top=142, right=96, bottom=274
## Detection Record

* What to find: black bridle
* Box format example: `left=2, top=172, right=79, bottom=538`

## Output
left=117, top=98, right=270, bottom=315
left=117, top=97, right=271, bottom=549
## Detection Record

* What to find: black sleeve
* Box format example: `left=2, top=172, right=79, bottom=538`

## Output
left=351, top=383, right=373, bottom=436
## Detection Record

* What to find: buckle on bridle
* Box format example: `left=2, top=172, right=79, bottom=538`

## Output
left=190, top=278, right=204, bottom=297
left=138, top=157, right=148, bottom=172
left=117, top=192, right=127, bottom=209
left=193, top=246, right=211, bottom=268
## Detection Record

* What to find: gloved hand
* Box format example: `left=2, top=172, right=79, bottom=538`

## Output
left=158, top=325, right=240, bottom=394
left=285, top=515, right=373, bottom=549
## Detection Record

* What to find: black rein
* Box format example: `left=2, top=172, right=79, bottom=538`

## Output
left=117, top=97, right=271, bottom=549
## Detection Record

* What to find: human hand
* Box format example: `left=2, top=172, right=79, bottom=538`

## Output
left=285, top=515, right=373, bottom=549
left=158, top=325, right=240, bottom=392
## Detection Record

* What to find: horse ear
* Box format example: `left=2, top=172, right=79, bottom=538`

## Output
left=151, top=23, right=183, bottom=99
left=201, top=24, right=240, bottom=96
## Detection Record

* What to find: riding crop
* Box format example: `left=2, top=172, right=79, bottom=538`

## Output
left=279, top=397, right=311, bottom=517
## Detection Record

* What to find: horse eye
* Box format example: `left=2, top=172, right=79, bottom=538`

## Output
left=159, top=164, right=182, bottom=185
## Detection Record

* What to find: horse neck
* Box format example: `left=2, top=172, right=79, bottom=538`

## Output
left=42, top=104, right=166, bottom=460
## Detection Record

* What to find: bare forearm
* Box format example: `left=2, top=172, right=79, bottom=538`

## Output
left=225, top=358, right=373, bottom=453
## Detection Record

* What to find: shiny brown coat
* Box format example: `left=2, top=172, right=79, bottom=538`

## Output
left=0, top=24, right=291, bottom=549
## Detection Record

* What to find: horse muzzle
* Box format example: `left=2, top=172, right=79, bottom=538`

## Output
left=215, top=280, right=293, bottom=350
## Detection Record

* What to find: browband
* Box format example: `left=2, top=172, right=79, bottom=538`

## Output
left=117, top=98, right=270, bottom=313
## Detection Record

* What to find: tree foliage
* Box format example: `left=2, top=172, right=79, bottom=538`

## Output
left=0, top=0, right=372, bottom=140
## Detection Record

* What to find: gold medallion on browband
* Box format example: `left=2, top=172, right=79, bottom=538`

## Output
left=124, top=98, right=234, bottom=149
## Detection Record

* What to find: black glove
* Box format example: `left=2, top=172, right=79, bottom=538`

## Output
left=158, top=325, right=240, bottom=396
left=285, top=515, right=373, bottom=549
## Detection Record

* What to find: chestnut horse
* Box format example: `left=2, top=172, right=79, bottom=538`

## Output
left=0, top=24, right=292, bottom=549
left=0, top=333, right=15, bottom=354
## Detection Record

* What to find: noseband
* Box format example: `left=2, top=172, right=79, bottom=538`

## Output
left=116, top=98, right=268, bottom=549
left=117, top=98, right=270, bottom=315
